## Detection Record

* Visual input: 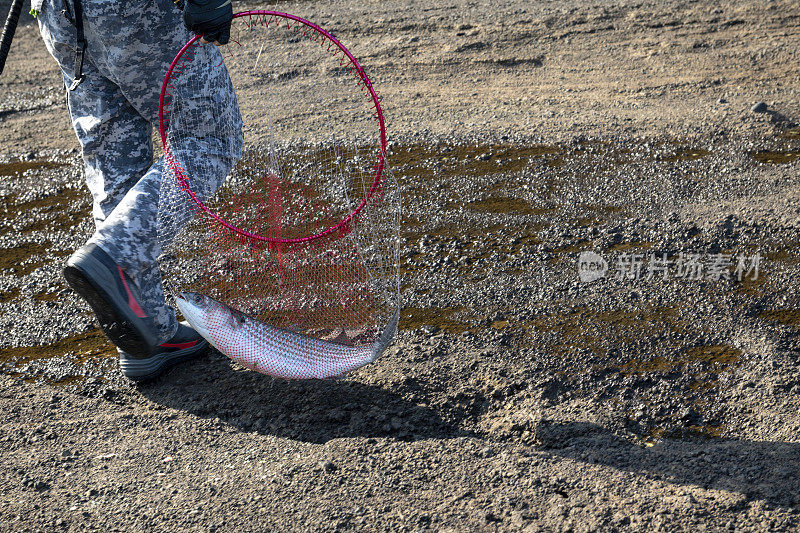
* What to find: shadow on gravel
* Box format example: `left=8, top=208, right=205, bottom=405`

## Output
left=537, top=421, right=800, bottom=509
left=137, top=351, right=466, bottom=444
left=764, top=109, right=797, bottom=128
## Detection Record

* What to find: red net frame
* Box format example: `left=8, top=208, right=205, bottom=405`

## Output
left=158, top=10, right=387, bottom=244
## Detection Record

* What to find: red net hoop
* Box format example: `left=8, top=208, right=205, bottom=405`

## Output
left=158, top=11, right=387, bottom=243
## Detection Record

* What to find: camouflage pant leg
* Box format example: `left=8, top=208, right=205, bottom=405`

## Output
left=37, top=0, right=153, bottom=226
left=38, top=0, right=243, bottom=342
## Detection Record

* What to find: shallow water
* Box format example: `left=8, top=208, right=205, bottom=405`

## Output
left=0, top=160, right=64, bottom=178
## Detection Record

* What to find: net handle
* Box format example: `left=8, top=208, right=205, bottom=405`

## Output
left=157, top=10, right=387, bottom=244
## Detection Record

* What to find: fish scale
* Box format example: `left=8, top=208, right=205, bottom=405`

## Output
left=176, top=292, right=396, bottom=379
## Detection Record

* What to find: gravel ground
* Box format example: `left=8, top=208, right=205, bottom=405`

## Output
left=2, top=0, right=800, bottom=531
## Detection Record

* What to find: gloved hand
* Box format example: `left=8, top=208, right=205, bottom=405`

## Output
left=183, top=0, right=233, bottom=45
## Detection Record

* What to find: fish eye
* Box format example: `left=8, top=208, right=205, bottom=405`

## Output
left=193, top=293, right=205, bottom=304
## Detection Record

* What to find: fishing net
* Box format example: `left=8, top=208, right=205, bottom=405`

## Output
left=156, top=11, right=400, bottom=379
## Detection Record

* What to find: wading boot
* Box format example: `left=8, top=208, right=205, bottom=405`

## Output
left=63, top=243, right=158, bottom=357
left=118, top=321, right=208, bottom=381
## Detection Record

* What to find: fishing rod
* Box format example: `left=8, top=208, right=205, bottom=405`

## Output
left=0, top=0, right=25, bottom=75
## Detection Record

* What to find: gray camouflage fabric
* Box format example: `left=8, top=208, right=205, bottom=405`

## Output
left=37, top=0, right=243, bottom=343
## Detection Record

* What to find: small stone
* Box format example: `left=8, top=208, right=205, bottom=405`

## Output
left=717, top=97, right=727, bottom=104
left=751, top=102, right=768, bottom=113
left=320, top=460, right=337, bottom=473
left=162, top=456, right=174, bottom=463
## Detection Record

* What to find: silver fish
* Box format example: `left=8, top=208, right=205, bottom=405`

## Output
left=175, top=292, right=398, bottom=379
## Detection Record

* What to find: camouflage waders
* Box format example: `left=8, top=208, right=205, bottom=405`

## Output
left=36, top=0, right=242, bottom=343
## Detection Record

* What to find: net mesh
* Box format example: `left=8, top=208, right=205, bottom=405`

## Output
left=157, top=11, right=400, bottom=379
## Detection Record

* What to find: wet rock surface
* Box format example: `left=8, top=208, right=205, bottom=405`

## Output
left=1, top=0, right=800, bottom=530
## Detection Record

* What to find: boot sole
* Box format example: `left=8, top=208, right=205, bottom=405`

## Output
left=64, top=251, right=157, bottom=357
left=119, top=340, right=209, bottom=381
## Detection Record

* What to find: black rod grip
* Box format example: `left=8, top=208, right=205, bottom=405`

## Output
left=0, top=0, right=25, bottom=75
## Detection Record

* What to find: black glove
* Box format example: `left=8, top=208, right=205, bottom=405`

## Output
left=183, top=0, right=233, bottom=45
